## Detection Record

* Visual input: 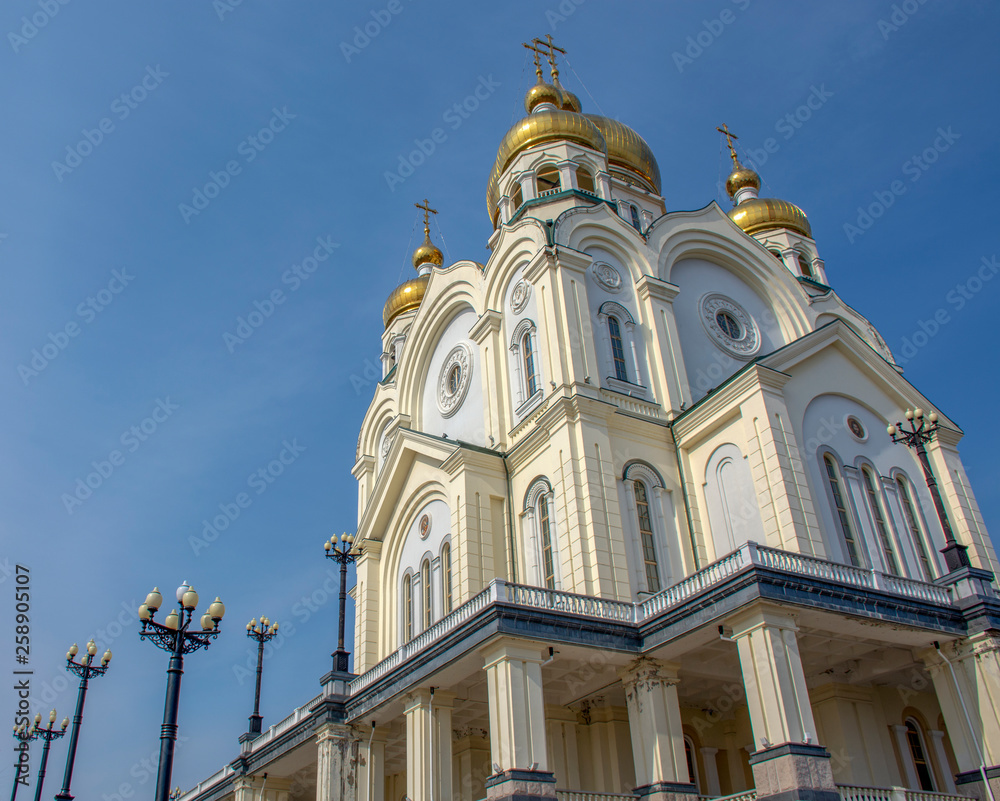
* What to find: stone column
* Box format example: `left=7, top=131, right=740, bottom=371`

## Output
left=316, top=723, right=359, bottom=801
left=234, top=776, right=293, bottom=801
left=921, top=635, right=1000, bottom=801
left=890, top=725, right=921, bottom=789
left=405, top=689, right=456, bottom=801
left=928, top=730, right=958, bottom=794
left=701, top=747, right=722, bottom=797
left=482, top=638, right=556, bottom=801
left=619, top=657, right=697, bottom=801
left=729, top=607, right=838, bottom=801
left=358, top=725, right=389, bottom=801
left=454, top=728, right=493, bottom=801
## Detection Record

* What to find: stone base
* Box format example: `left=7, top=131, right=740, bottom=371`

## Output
left=749, top=743, right=840, bottom=801
left=634, top=780, right=699, bottom=801
left=485, top=769, right=557, bottom=801
left=955, top=765, right=1000, bottom=801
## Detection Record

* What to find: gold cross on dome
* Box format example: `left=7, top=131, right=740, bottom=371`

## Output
left=534, top=34, right=566, bottom=81
left=414, top=198, right=438, bottom=234
left=522, top=40, right=547, bottom=80
left=716, top=123, right=740, bottom=165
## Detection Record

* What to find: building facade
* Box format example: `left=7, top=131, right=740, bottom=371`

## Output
left=182, top=41, right=1000, bottom=801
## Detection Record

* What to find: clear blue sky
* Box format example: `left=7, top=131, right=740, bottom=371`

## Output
left=1, top=0, right=997, bottom=793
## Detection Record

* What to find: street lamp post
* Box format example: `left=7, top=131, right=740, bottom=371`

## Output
left=29, top=710, right=68, bottom=801
left=244, top=615, right=279, bottom=736
left=10, top=721, right=38, bottom=801
left=54, top=640, right=112, bottom=801
left=888, top=407, right=971, bottom=572
left=138, top=582, right=225, bottom=801
left=323, top=533, right=358, bottom=674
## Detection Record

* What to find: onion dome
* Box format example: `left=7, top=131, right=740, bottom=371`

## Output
left=726, top=162, right=760, bottom=199
left=383, top=274, right=429, bottom=327
left=524, top=80, right=563, bottom=114
left=585, top=115, right=661, bottom=194
left=559, top=87, right=582, bottom=113
left=729, top=198, right=812, bottom=238
left=411, top=230, right=443, bottom=270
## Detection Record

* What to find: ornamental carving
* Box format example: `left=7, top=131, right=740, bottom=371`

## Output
left=700, top=294, right=761, bottom=358
left=437, top=343, right=473, bottom=418
left=591, top=261, right=623, bottom=293
left=510, top=280, right=530, bottom=313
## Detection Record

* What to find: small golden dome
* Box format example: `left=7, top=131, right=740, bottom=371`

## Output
left=585, top=115, right=661, bottom=194
left=559, top=87, right=582, bottom=113
left=729, top=197, right=812, bottom=238
left=412, top=233, right=444, bottom=269
left=524, top=81, right=563, bottom=114
left=726, top=162, right=761, bottom=198
left=383, top=274, right=429, bottom=327
left=486, top=110, right=607, bottom=224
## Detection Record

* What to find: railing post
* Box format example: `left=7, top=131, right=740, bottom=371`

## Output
left=871, top=570, right=889, bottom=592
left=491, top=578, right=507, bottom=603
left=889, top=787, right=908, bottom=801
left=746, top=540, right=760, bottom=566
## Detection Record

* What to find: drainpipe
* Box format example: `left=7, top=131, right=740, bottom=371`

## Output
left=501, top=452, right=518, bottom=583
left=934, top=641, right=998, bottom=801
left=258, top=773, right=267, bottom=801
left=367, top=721, right=376, bottom=801
left=429, top=687, right=435, bottom=801
left=669, top=416, right=700, bottom=570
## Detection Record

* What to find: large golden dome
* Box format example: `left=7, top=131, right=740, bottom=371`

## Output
left=729, top=197, right=812, bottom=238
left=486, top=110, right=607, bottom=224
left=585, top=115, right=661, bottom=194
left=383, top=274, right=429, bottom=327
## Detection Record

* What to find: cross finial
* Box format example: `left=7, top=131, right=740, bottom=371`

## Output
left=522, top=40, right=546, bottom=81
left=716, top=123, right=740, bottom=165
left=415, top=198, right=438, bottom=236
left=533, top=35, right=566, bottom=82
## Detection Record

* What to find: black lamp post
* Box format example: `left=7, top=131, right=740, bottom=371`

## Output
left=888, top=407, right=971, bottom=572
left=10, top=721, right=38, bottom=801
left=138, top=582, right=225, bottom=801
left=244, top=615, right=279, bottom=736
left=29, top=710, right=68, bottom=801
left=54, top=639, right=111, bottom=801
left=323, top=533, right=358, bottom=674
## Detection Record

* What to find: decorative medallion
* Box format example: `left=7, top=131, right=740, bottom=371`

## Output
left=510, top=280, right=530, bottom=313
left=591, top=261, right=623, bottom=293
left=437, top=343, right=473, bottom=418
left=846, top=415, right=867, bottom=442
left=380, top=432, right=392, bottom=460
left=418, top=513, right=431, bottom=540
left=700, top=294, right=760, bottom=358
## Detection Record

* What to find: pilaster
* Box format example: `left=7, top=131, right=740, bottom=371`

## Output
left=405, top=688, right=457, bottom=801
left=358, top=725, right=389, bottom=801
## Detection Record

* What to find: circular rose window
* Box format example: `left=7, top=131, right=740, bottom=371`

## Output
left=700, top=294, right=761, bottom=358
left=437, top=343, right=473, bottom=418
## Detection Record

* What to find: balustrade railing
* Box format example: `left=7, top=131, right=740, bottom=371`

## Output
left=557, top=791, right=639, bottom=801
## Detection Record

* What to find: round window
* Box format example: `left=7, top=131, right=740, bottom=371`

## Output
left=715, top=310, right=742, bottom=339
left=448, top=365, right=461, bottom=395
left=847, top=415, right=867, bottom=441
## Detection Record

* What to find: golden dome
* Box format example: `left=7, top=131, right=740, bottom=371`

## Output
left=412, top=233, right=443, bottom=269
left=383, top=274, right=429, bottom=327
left=486, top=110, right=607, bottom=224
left=726, top=162, right=760, bottom=198
left=729, top=197, right=812, bottom=238
left=559, top=87, right=582, bottom=113
left=584, top=115, right=661, bottom=193
left=524, top=81, right=563, bottom=114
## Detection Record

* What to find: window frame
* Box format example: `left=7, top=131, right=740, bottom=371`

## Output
left=608, top=315, right=628, bottom=381
left=904, top=718, right=937, bottom=792
left=421, top=558, right=433, bottom=629
left=510, top=318, right=543, bottom=416
left=523, top=477, right=560, bottom=589
left=536, top=164, right=561, bottom=194
left=894, top=474, right=935, bottom=581
left=822, top=453, right=863, bottom=568
left=402, top=572, right=413, bottom=643
left=441, top=541, right=453, bottom=613
left=861, top=465, right=901, bottom=575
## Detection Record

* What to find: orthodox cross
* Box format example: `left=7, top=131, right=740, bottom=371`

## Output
left=534, top=34, right=566, bottom=82
left=522, top=40, right=547, bottom=80
left=717, top=123, right=740, bottom=165
left=415, top=198, right=437, bottom=235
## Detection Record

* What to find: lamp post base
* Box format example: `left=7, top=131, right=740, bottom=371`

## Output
left=331, top=649, right=351, bottom=674
left=54, top=793, right=75, bottom=801
left=941, top=541, right=971, bottom=572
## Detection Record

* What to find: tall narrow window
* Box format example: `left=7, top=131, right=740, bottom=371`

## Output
left=905, top=720, right=936, bottom=791
left=537, top=166, right=560, bottom=194
left=824, top=456, right=861, bottom=567
left=539, top=497, right=555, bottom=589
left=797, top=253, right=814, bottom=277
left=442, top=543, right=453, bottom=613
left=862, top=468, right=900, bottom=575
left=897, top=478, right=933, bottom=581
left=630, top=204, right=642, bottom=232
left=608, top=316, right=628, bottom=381
left=402, top=574, right=413, bottom=642
left=523, top=332, right=538, bottom=397
left=421, top=560, right=432, bottom=628
left=635, top=481, right=661, bottom=593
left=576, top=166, right=595, bottom=194
left=684, top=736, right=699, bottom=789
left=511, top=183, right=523, bottom=211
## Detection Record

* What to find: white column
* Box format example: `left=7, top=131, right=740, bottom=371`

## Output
left=358, top=726, right=388, bottom=801
left=891, top=725, right=921, bottom=789
left=619, top=657, right=690, bottom=790
left=701, top=747, right=721, bottom=797
left=928, top=730, right=958, bottom=793
left=483, top=639, right=549, bottom=772
left=316, top=723, right=358, bottom=801
left=405, top=689, right=456, bottom=801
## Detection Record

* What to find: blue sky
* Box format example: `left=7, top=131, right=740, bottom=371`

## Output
left=1, top=0, right=998, bottom=793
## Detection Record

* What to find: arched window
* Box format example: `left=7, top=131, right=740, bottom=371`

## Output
left=684, top=736, right=700, bottom=790
left=797, top=252, right=814, bottom=278
left=511, top=183, right=523, bottom=211
left=608, top=316, right=628, bottom=381
left=441, top=543, right=453, bottom=613
left=629, top=204, right=642, bottom=232
left=402, top=574, right=413, bottom=642
left=421, top=559, right=432, bottom=629
left=537, top=165, right=560, bottom=194
left=905, top=719, right=936, bottom=791
left=576, top=166, right=595, bottom=194
left=862, top=467, right=900, bottom=575
left=769, top=249, right=783, bottom=261
left=523, top=331, right=538, bottom=397
left=823, top=455, right=862, bottom=567
left=897, top=477, right=934, bottom=581
left=634, top=481, right=661, bottom=592
left=539, top=496, right=555, bottom=589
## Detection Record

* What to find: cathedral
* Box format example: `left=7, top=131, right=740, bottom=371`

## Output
left=180, top=38, right=1000, bottom=801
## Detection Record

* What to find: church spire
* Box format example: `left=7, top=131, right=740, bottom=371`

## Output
left=717, top=123, right=761, bottom=205
left=412, top=198, right=444, bottom=274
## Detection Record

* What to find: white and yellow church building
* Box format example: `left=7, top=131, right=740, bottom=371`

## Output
left=181, top=40, right=1000, bottom=801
